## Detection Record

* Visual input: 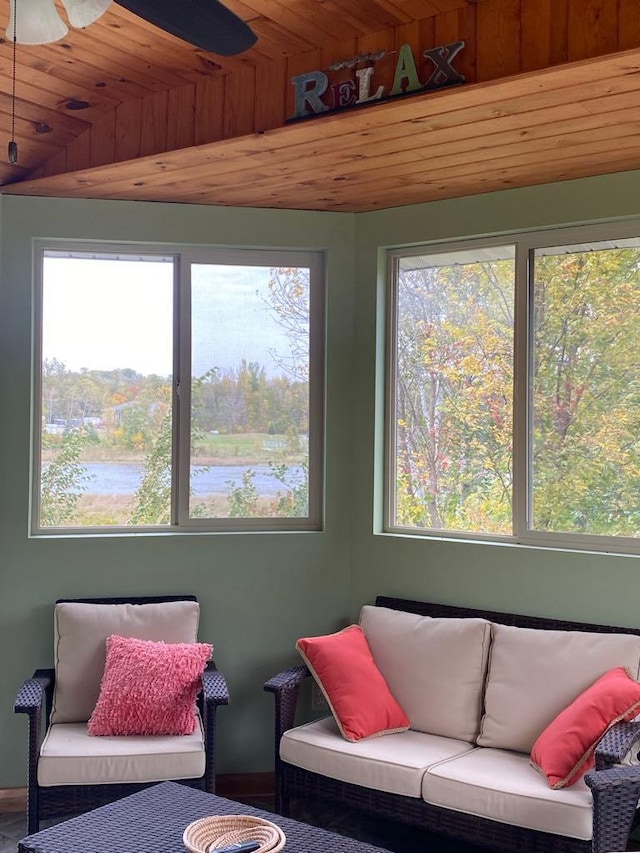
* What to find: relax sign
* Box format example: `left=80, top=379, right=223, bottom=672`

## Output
left=290, top=41, right=466, bottom=121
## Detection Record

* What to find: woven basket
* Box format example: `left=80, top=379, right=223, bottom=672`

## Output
left=183, top=815, right=286, bottom=853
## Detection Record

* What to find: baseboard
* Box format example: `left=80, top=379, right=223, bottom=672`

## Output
left=0, top=787, right=27, bottom=813
left=0, top=773, right=275, bottom=815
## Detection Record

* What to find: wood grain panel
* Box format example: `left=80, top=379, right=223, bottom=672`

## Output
left=476, top=0, right=521, bottom=80
left=65, top=130, right=91, bottom=172
left=618, top=0, right=640, bottom=50
left=88, top=112, right=117, bottom=169
left=140, top=92, right=169, bottom=157
left=114, top=99, right=142, bottom=162
left=194, top=77, right=226, bottom=145
left=5, top=0, right=640, bottom=199
left=254, top=59, right=288, bottom=131
left=568, top=0, right=618, bottom=60
left=167, top=86, right=197, bottom=151
left=8, top=49, right=640, bottom=213
left=223, top=69, right=257, bottom=138
left=520, top=0, right=552, bottom=71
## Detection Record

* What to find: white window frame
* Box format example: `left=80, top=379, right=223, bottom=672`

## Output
left=385, top=220, right=640, bottom=555
left=32, top=241, right=325, bottom=536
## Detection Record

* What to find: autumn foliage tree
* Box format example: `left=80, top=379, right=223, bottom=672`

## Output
left=394, top=245, right=640, bottom=539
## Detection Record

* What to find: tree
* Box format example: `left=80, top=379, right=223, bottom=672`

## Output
left=532, top=248, right=640, bottom=535
left=40, top=427, right=97, bottom=526
left=265, top=267, right=310, bottom=381
left=128, top=408, right=172, bottom=525
left=394, top=259, right=513, bottom=533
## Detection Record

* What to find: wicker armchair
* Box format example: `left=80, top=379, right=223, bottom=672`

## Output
left=15, top=595, right=229, bottom=834
left=265, top=597, right=640, bottom=853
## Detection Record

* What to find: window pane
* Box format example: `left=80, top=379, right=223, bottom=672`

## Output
left=39, top=252, right=174, bottom=528
left=190, top=265, right=310, bottom=519
left=531, top=241, right=640, bottom=536
left=391, top=247, right=515, bottom=534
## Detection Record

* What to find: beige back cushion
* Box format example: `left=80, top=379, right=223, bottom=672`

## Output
left=360, top=605, right=491, bottom=743
left=51, top=600, right=200, bottom=723
left=477, top=622, right=640, bottom=753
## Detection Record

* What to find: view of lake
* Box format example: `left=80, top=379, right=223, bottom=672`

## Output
left=76, top=463, right=305, bottom=496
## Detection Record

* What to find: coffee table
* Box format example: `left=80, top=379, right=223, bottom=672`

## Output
left=18, top=781, right=393, bottom=853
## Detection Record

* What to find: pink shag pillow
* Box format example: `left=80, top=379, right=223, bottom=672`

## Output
left=88, top=634, right=212, bottom=736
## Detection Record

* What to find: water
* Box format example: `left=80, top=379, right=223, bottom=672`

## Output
left=76, top=462, right=304, bottom=496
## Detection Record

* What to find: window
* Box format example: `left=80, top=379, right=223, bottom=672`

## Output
left=33, top=244, right=324, bottom=534
left=386, top=224, right=640, bottom=553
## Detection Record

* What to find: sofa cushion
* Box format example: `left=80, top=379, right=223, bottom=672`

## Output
left=296, top=625, right=410, bottom=742
left=422, top=747, right=593, bottom=841
left=360, top=605, right=491, bottom=742
left=531, top=666, right=640, bottom=788
left=37, top=717, right=205, bottom=786
left=280, top=716, right=475, bottom=798
left=477, top=622, right=640, bottom=752
left=51, top=600, right=200, bottom=724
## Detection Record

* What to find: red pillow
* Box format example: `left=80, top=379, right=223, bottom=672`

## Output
left=530, top=666, right=640, bottom=788
left=88, top=635, right=212, bottom=736
left=296, top=625, right=410, bottom=742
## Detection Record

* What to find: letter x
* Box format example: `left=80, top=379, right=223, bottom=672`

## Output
left=423, top=41, right=465, bottom=88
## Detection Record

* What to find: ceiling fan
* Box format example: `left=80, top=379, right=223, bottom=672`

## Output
left=6, top=0, right=257, bottom=56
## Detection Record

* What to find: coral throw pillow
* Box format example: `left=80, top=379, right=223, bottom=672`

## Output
left=296, top=625, right=410, bottom=742
left=530, top=666, right=640, bottom=788
left=88, top=635, right=212, bottom=736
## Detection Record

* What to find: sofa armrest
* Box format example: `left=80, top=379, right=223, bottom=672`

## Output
left=264, top=664, right=311, bottom=739
left=595, top=720, right=640, bottom=769
left=585, top=765, right=640, bottom=853
left=264, top=664, right=311, bottom=815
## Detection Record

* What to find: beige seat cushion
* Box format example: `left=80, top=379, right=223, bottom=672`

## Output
left=280, top=716, right=475, bottom=798
left=360, top=605, right=491, bottom=742
left=38, top=716, right=205, bottom=786
left=477, top=623, right=640, bottom=752
left=51, top=600, right=200, bottom=724
left=422, top=747, right=593, bottom=840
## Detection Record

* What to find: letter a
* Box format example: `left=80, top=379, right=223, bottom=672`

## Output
left=390, top=44, right=422, bottom=97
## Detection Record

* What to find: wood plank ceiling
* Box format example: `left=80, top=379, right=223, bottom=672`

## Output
left=1, top=0, right=640, bottom=212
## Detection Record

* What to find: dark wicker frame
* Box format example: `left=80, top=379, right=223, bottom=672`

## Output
left=14, top=595, right=230, bottom=835
left=264, top=596, right=640, bottom=853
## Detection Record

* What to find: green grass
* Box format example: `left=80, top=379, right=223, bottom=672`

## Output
left=43, top=431, right=305, bottom=466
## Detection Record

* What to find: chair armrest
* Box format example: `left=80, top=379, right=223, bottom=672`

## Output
left=202, top=661, right=230, bottom=706
left=595, top=720, right=640, bottom=769
left=14, top=669, right=54, bottom=717
left=198, top=661, right=229, bottom=796
left=584, top=765, right=640, bottom=853
left=263, top=664, right=311, bottom=739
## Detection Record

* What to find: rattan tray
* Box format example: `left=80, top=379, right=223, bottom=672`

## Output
left=183, top=814, right=286, bottom=853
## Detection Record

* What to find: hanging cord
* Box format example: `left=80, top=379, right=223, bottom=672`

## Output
left=8, top=0, right=18, bottom=164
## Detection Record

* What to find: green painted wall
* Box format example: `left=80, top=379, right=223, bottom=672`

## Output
left=0, top=196, right=356, bottom=788
left=3, top=171, right=640, bottom=791
left=350, top=170, right=640, bottom=626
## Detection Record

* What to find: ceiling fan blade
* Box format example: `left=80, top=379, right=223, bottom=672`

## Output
left=114, top=0, right=257, bottom=55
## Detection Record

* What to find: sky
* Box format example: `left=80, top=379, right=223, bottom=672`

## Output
left=42, top=255, right=304, bottom=379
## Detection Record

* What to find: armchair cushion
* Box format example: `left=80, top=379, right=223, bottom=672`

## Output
left=88, top=635, right=212, bottom=736
left=296, top=625, right=410, bottom=742
left=51, top=600, right=200, bottom=724
left=38, top=718, right=205, bottom=786
left=530, top=667, right=640, bottom=789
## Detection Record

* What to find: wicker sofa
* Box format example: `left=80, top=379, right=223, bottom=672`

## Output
left=264, top=596, right=640, bottom=853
